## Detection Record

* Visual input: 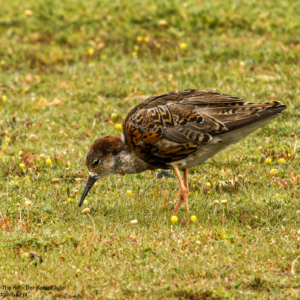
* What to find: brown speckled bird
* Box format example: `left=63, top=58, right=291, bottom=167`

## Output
left=79, top=89, right=286, bottom=215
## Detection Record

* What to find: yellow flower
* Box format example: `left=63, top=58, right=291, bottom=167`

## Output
left=171, top=216, right=178, bottom=223
left=265, top=158, right=272, bottom=164
left=270, top=169, right=278, bottom=176
left=191, top=215, right=197, bottom=222
left=126, top=190, right=132, bottom=196
left=130, top=219, right=138, bottom=224
left=46, top=158, right=52, bottom=165
left=278, top=158, right=286, bottom=164
left=273, top=194, right=279, bottom=199
left=68, top=198, right=73, bottom=203
left=111, top=113, right=118, bottom=122
left=180, top=42, right=187, bottom=50
left=38, top=97, right=47, bottom=106
left=144, top=37, right=149, bottom=43
left=24, top=252, right=29, bottom=257
left=158, top=19, right=167, bottom=26
left=137, top=36, right=143, bottom=43
left=206, top=182, right=211, bottom=187
left=19, top=163, right=25, bottom=169
left=115, top=124, right=122, bottom=131
left=132, top=51, right=138, bottom=56
left=24, top=10, right=33, bottom=17
left=18, top=151, right=23, bottom=156
left=88, top=48, right=94, bottom=56
left=82, top=208, right=90, bottom=214
left=83, top=200, right=88, bottom=205
left=2, top=95, right=7, bottom=103
left=66, top=161, right=71, bottom=168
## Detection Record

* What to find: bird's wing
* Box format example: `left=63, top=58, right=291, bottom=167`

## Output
left=124, top=89, right=286, bottom=168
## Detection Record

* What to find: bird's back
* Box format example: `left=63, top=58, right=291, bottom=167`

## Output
left=123, top=89, right=286, bottom=169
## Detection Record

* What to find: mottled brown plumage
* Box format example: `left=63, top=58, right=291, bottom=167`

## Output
left=123, top=89, right=285, bottom=169
left=79, top=89, right=287, bottom=214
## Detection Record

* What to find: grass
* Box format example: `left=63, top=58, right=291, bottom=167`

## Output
left=0, top=0, right=300, bottom=298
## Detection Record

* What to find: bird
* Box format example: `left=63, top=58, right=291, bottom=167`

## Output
left=79, top=89, right=286, bottom=215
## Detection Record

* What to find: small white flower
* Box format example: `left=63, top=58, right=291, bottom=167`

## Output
left=25, top=201, right=32, bottom=207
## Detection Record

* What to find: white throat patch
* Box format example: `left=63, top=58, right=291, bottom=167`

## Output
left=89, top=171, right=99, bottom=178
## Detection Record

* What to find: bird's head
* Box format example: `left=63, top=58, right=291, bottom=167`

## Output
left=79, top=136, right=125, bottom=207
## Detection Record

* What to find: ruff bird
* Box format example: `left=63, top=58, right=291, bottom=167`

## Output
left=79, top=89, right=286, bottom=214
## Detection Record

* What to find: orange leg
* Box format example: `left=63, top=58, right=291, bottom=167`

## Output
left=183, top=169, right=189, bottom=194
left=173, top=167, right=190, bottom=215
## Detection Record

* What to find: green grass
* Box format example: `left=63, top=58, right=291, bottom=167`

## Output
left=0, top=0, right=300, bottom=298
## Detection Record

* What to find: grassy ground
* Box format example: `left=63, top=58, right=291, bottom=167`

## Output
left=0, top=0, right=300, bottom=298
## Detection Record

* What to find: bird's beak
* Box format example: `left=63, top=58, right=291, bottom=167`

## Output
left=79, top=175, right=98, bottom=207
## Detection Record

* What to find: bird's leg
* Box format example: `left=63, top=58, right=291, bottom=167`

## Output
left=183, top=169, right=189, bottom=195
left=173, top=167, right=190, bottom=215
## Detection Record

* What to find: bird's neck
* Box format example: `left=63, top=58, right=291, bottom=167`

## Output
left=114, top=149, right=149, bottom=175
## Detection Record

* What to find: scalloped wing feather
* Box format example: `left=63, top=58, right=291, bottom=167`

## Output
left=124, top=89, right=286, bottom=169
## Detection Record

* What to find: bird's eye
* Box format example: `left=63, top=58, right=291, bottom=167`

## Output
left=92, top=159, right=101, bottom=166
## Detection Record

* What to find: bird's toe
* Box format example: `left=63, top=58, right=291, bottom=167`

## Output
left=157, top=170, right=174, bottom=179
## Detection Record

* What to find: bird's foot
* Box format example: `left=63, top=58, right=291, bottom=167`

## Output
left=157, top=170, right=174, bottom=179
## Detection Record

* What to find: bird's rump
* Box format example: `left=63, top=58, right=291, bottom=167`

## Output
left=123, top=89, right=286, bottom=168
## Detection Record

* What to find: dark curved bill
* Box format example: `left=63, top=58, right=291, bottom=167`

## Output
left=79, top=176, right=98, bottom=207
